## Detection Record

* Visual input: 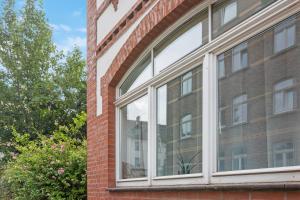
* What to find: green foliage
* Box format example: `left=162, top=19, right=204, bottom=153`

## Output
left=2, top=113, right=87, bottom=200
left=0, top=0, right=87, bottom=151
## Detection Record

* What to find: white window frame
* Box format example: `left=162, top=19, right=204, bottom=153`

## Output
left=115, top=0, right=300, bottom=187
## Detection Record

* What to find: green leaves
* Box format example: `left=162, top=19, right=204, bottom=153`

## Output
left=2, top=113, right=87, bottom=200
left=0, top=0, right=86, bottom=149
left=0, top=0, right=87, bottom=198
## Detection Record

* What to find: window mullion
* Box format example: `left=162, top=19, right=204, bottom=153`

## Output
left=202, top=53, right=216, bottom=184
left=148, top=86, right=156, bottom=185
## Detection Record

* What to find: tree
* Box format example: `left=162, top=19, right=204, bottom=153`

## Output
left=2, top=113, right=87, bottom=200
left=0, top=0, right=86, bottom=159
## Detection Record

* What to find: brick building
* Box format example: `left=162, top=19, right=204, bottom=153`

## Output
left=87, top=0, right=300, bottom=199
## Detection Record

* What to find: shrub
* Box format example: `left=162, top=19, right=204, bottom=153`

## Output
left=1, top=113, right=87, bottom=200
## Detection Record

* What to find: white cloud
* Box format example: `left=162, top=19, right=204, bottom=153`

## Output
left=72, top=11, right=81, bottom=17
left=56, top=36, right=86, bottom=54
left=50, top=24, right=72, bottom=32
left=77, top=28, right=86, bottom=33
left=60, top=24, right=72, bottom=32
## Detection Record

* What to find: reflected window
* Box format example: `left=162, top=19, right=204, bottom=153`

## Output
left=120, top=95, right=148, bottom=179
left=232, top=147, right=247, bottom=170
left=274, top=79, right=296, bottom=114
left=156, top=66, right=202, bottom=176
left=232, top=94, right=247, bottom=125
left=232, top=42, right=248, bottom=72
left=218, top=151, right=225, bottom=171
left=181, top=71, right=193, bottom=96
left=274, top=18, right=296, bottom=53
left=217, top=13, right=300, bottom=172
left=154, top=11, right=208, bottom=75
left=120, top=54, right=152, bottom=95
left=221, top=1, right=237, bottom=25
left=219, top=107, right=226, bottom=130
left=212, top=0, right=277, bottom=38
left=180, top=114, right=192, bottom=139
left=218, top=53, right=225, bottom=78
left=273, top=142, right=294, bottom=167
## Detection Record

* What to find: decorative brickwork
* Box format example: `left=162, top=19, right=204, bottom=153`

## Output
left=87, top=0, right=300, bottom=199
left=96, top=0, right=154, bottom=59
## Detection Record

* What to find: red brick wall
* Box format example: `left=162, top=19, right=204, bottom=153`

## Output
left=87, top=0, right=300, bottom=199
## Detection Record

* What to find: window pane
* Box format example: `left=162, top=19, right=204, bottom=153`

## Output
left=222, top=1, right=237, bottom=25
left=274, top=79, right=295, bottom=114
left=218, top=54, right=225, bottom=78
left=274, top=18, right=296, bottom=53
left=212, top=0, right=277, bottom=38
left=154, top=11, right=208, bottom=75
left=217, top=14, right=300, bottom=172
left=181, top=71, right=193, bottom=96
left=120, top=95, right=148, bottom=179
left=287, top=25, right=296, bottom=48
left=274, top=30, right=285, bottom=52
left=232, top=42, right=248, bottom=72
left=120, top=54, right=152, bottom=95
left=156, top=66, right=202, bottom=176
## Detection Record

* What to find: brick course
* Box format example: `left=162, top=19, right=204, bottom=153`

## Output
left=87, top=0, right=300, bottom=199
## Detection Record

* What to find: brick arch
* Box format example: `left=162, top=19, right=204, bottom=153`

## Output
left=103, top=0, right=203, bottom=88
left=100, top=0, right=203, bottom=190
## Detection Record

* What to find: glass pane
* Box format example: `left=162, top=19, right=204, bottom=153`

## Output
left=287, top=25, right=296, bottom=48
left=232, top=42, right=248, bottom=72
left=274, top=30, right=285, bottom=53
left=120, top=95, right=148, bottom=179
left=222, top=1, right=237, bottom=25
left=217, top=13, right=300, bottom=172
left=154, top=11, right=208, bottom=75
left=218, top=54, right=225, bottom=78
left=212, top=0, right=277, bottom=38
left=182, top=72, right=193, bottom=96
left=156, top=66, right=202, bottom=176
left=120, top=54, right=152, bottom=95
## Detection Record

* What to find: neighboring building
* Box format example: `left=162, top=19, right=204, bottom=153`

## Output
left=87, top=0, right=300, bottom=199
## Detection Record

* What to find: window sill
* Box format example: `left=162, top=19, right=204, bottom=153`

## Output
left=107, top=182, right=300, bottom=192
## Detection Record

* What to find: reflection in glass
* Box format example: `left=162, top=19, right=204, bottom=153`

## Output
left=181, top=72, right=193, bottom=96
left=217, top=14, right=300, bottom=172
left=232, top=42, right=248, bottom=72
left=120, top=54, right=152, bottom=95
left=156, top=66, right=202, bottom=176
left=212, top=0, right=277, bottom=38
left=273, top=142, right=294, bottom=167
left=222, top=1, right=237, bottom=25
left=154, top=11, right=208, bottom=75
left=274, top=17, right=296, bottom=53
left=120, top=95, right=148, bottom=179
left=274, top=79, right=296, bottom=114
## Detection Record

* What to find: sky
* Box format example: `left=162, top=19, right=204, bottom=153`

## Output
left=17, top=0, right=87, bottom=57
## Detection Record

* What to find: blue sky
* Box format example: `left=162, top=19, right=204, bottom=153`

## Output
left=17, top=0, right=87, bottom=57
